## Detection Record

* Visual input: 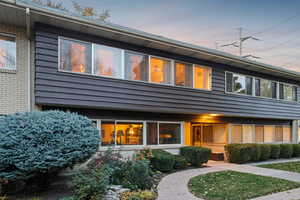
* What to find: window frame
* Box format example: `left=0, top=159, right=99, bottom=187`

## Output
left=193, top=64, right=212, bottom=91
left=58, top=36, right=93, bottom=74
left=97, top=119, right=184, bottom=149
left=124, top=50, right=149, bottom=82
left=278, top=82, right=298, bottom=102
left=149, top=55, right=174, bottom=86
left=225, top=71, right=298, bottom=102
left=0, top=32, right=17, bottom=71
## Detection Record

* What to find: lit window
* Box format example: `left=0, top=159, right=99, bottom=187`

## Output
left=255, top=125, right=264, bottom=143
left=0, top=33, right=16, bottom=70
left=150, top=56, right=171, bottom=84
left=94, top=44, right=122, bottom=78
left=59, top=38, right=92, bottom=73
left=174, top=62, right=193, bottom=87
left=101, top=121, right=115, bottom=146
left=159, top=123, right=181, bottom=144
left=194, top=65, right=212, bottom=90
left=125, top=51, right=148, bottom=81
left=116, top=122, right=143, bottom=145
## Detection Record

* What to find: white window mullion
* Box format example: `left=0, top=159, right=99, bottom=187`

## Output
left=121, top=50, right=125, bottom=79
left=192, top=64, right=195, bottom=88
left=91, top=43, right=95, bottom=74
left=143, top=121, right=147, bottom=146
left=148, top=55, right=152, bottom=82
left=157, top=122, right=160, bottom=145
left=114, top=121, right=117, bottom=146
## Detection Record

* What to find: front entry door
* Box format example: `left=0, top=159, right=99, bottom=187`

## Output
left=191, top=124, right=214, bottom=146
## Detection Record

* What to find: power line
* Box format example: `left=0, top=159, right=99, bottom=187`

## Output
left=253, top=11, right=300, bottom=36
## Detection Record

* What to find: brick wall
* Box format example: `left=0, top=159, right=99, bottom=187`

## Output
left=0, top=24, right=29, bottom=114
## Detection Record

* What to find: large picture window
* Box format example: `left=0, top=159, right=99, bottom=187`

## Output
left=159, top=123, right=181, bottom=144
left=194, top=65, right=212, bottom=90
left=174, top=62, right=193, bottom=87
left=0, top=33, right=16, bottom=70
left=59, top=38, right=92, bottom=73
left=150, top=56, right=172, bottom=84
left=99, top=120, right=182, bottom=146
left=94, top=44, right=122, bottom=78
left=125, top=51, right=148, bottom=81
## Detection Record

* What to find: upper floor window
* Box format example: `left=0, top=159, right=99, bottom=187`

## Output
left=58, top=36, right=212, bottom=91
left=94, top=44, right=122, bottom=78
left=59, top=38, right=92, bottom=73
left=257, top=79, right=277, bottom=99
left=0, top=33, right=16, bottom=70
left=150, top=56, right=172, bottom=84
left=125, top=51, right=148, bottom=81
left=226, top=72, right=252, bottom=95
left=279, top=83, right=297, bottom=101
left=174, top=61, right=193, bottom=87
left=194, top=65, right=212, bottom=90
left=226, top=71, right=297, bottom=101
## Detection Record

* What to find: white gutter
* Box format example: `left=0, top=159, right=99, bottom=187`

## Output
left=25, top=7, right=31, bottom=111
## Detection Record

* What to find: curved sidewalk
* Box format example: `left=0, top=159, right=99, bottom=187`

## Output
left=157, top=160, right=300, bottom=200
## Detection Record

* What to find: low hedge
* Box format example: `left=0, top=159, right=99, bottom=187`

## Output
left=280, top=144, right=293, bottom=158
left=174, top=155, right=188, bottom=169
left=180, top=146, right=211, bottom=167
left=293, top=144, right=300, bottom=157
left=225, top=143, right=294, bottom=163
left=270, top=144, right=281, bottom=159
left=225, top=144, right=253, bottom=164
left=260, top=144, right=271, bottom=161
left=151, top=150, right=174, bottom=172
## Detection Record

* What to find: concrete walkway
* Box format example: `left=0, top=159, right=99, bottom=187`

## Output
left=157, top=160, right=300, bottom=200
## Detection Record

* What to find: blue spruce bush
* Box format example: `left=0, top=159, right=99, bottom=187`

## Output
left=0, top=111, right=99, bottom=181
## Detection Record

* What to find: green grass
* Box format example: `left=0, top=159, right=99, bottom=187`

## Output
left=188, top=170, right=300, bottom=200
left=259, top=161, right=300, bottom=173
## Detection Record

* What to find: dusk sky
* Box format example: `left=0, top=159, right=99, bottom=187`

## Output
left=55, top=0, right=300, bottom=72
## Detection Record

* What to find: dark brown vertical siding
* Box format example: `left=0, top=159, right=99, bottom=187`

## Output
left=34, top=24, right=300, bottom=120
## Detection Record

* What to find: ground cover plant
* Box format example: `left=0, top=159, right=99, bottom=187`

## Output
left=188, top=170, right=300, bottom=200
left=259, top=161, right=300, bottom=173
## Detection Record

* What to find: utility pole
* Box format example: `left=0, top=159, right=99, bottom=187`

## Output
left=239, top=27, right=242, bottom=56
left=220, top=27, right=261, bottom=58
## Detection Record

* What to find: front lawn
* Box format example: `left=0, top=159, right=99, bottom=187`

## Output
left=188, top=170, right=300, bottom=200
left=259, top=161, right=300, bottom=173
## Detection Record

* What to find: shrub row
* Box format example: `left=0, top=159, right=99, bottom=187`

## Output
left=225, top=143, right=300, bottom=164
left=150, top=146, right=211, bottom=172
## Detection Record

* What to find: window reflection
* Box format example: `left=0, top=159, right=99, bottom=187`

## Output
left=147, top=122, right=158, bottom=145
left=116, top=122, right=143, bottom=145
left=60, top=38, right=92, bottom=73
left=94, top=45, right=122, bottom=78
left=159, top=123, right=181, bottom=144
left=175, top=62, right=193, bottom=87
left=125, top=51, right=148, bottom=81
left=194, top=65, right=211, bottom=90
left=0, top=34, right=16, bottom=69
left=150, top=57, right=171, bottom=84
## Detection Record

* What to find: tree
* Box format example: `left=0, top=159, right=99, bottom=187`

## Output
left=31, top=0, right=110, bottom=21
left=0, top=111, right=99, bottom=187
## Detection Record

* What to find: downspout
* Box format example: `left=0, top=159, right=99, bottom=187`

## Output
left=25, top=7, right=31, bottom=111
